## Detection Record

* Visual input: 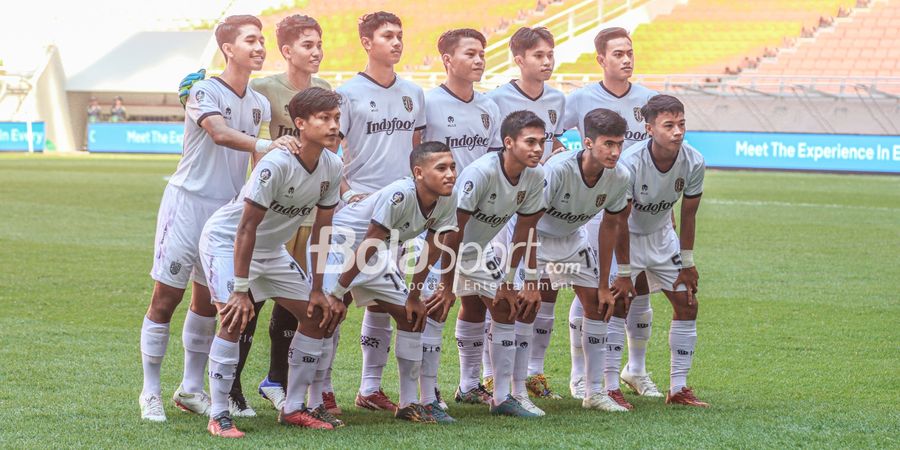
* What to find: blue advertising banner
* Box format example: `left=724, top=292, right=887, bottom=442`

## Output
left=88, top=122, right=184, bottom=154
left=558, top=129, right=900, bottom=174
left=0, top=122, right=45, bottom=151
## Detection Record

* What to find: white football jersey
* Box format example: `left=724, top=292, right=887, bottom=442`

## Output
left=171, top=77, right=271, bottom=200
left=332, top=177, right=457, bottom=251
left=538, top=150, right=630, bottom=238
left=456, top=151, right=546, bottom=257
left=423, top=85, right=502, bottom=169
left=202, top=148, right=342, bottom=258
left=562, top=82, right=657, bottom=150
left=487, top=81, right=566, bottom=161
left=337, top=73, right=426, bottom=193
left=620, top=140, right=705, bottom=235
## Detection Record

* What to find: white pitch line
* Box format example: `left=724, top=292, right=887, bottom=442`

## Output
left=705, top=198, right=900, bottom=213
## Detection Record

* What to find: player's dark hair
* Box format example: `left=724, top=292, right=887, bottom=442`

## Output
left=276, top=14, right=323, bottom=50
left=641, top=95, right=685, bottom=125
left=215, top=15, right=263, bottom=58
left=583, top=108, right=627, bottom=141
left=288, top=87, right=341, bottom=121
left=437, top=28, right=487, bottom=56
left=509, top=26, right=554, bottom=56
left=410, top=141, right=452, bottom=171
left=358, top=11, right=402, bottom=39
left=594, top=27, right=631, bottom=55
left=501, top=110, right=546, bottom=142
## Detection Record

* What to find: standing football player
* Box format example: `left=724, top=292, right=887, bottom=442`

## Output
left=418, top=27, right=502, bottom=414
left=139, top=15, right=296, bottom=422
left=613, top=95, right=708, bottom=408
left=335, top=11, right=426, bottom=412
left=425, top=110, right=546, bottom=417
left=198, top=87, right=346, bottom=437
left=483, top=26, right=566, bottom=399
left=561, top=27, right=660, bottom=401
left=323, top=142, right=458, bottom=423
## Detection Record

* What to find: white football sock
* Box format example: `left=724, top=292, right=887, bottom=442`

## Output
left=512, top=321, right=534, bottom=396
left=489, top=321, right=516, bottom=402
left=395, top=330, right=423, bottom=408
left=323, top=327, right=339, bottom=393
left=568, top=300, right=585, bottom=383
left=359, top=311, right=392, bottom=395
left=309, top=334, right=334, bottom=410
left=625, top=294, right=652, bottom=375
left=482, top=312, right=493, bottom=379
left=284, top=332, right=322, bottom=413
left=582, top=318, right=608, bottom=396
left=419, top=318, right=444, bottom=405
left=669, top=320, right=697, bottom=394
left=181, top=310, right=216, bottom=393
left=140, top=316, right=169, bottom=395
left=528, top=301, right=555, bottom=376
left=455, top=319, right=485, bottom=392
left=208, top=336, right=239, bottom=417
left=605, top=316, right=626, bottom=391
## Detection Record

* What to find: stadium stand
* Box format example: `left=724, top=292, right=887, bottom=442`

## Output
left=253, top=0, right=573, bottom=73
left=557, top=0, right=857, bottom=75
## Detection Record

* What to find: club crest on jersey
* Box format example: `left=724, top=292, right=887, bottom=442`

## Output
left=516, top=190, right=526, bottom=205
left=548, top=109, right=558, bottom=125
left=481, top=113, right=490, bottom=130
left=675, top=177, right=685, bottom=193
left=402, top=96, right=414, bottom=112
left=596, top=194, right=607, bottom=207
left=391, top=191, right=405, bottom=205
left=252, top=108, right=261, bottom=125
left=463, top=180, right=474, bottom=194
left=195, top=90, right=205, bottom=102
left=633, top=107, right=644, bottom=123
left=424, top=218, right=437, bottom=230
left=169, top=262, right=182, bottom=275
left=320, top=181, right=330, bottom=197
left=259, top=168, right=272, bottom=184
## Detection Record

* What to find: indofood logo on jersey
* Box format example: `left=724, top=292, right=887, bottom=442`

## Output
left=366, top=117, right=415, bottom=135
left=545, top=206, right=594, bottom=224
left=269, top=200, right=314, bottom=218
left=402, top=96, right=414, bottom=112
left=633, top=199, right=678, bottom=215
left=472, top=211, right=512, bottom=227
left=626, top=128, right=650, bottom=142
left=446, top=134, right=491, bottom=151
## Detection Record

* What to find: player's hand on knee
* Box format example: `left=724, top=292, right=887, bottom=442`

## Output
left=599, top=288, right=616, bottom=322
left=674, top=266, right=699, bottom=306
left=517, top=285, right=541, bottom=320
left=178, top=69, right=206, bottom=108
left=221, top=292, right=255, bottom=333
left=406, top=298, right=426, bottom=331
left=272, top=135, right=302, bottom=154
left=308, top=290, right=333, bottom=329
left=494, top=284, right=519, bottom=321
left=325, top=294, right=347, bottom=334
left=425, top=288, right=456, bottom=323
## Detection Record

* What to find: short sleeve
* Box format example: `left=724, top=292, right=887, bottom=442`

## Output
left=487, top=102, right=503, bottom=150
left=542, top=164, right=560, bottom=207
left=371, top=190, right=407, bottom=231
left=259, top=95, right=272, bottom=123
left=318, top=161, right=342, bottom=208
left=605, top=171, right=629, bottom=214
left=554, top=95, right=567, bottom=136
left=517, top=168, right=547, bottom=216
left=337, top=90, right=351, bottom=138
left=186, top=82, right=221, bottom=126
left=561, top=90, right=579, bottom=131
left=432, top=193, right=458, bottom=232
left=414, top=88, right=427, bottom=130
left=244, top=157, right=282, bottom=209
left=456, top=167, right=488, bottom=214
left=684, top=157, right=705, bottom=198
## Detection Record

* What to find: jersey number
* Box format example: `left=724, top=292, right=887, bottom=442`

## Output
left=485, top=256, right=503, bottom=281
left=384, top=272, right=409, bottom=294
left=578, top=248, right=594, bottom=269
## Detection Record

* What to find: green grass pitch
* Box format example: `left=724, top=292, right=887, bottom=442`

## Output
left=0, top=154, right=898, bottom=448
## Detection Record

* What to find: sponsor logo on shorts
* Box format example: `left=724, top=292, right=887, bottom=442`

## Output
left=402, top=96, right=414, bottom=112
left=169, top=262, right=182, bottom=275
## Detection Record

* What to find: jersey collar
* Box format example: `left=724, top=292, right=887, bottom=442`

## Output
left=576, top=150, right=603, bottom=188
left=599, top=81, right=631, bottom=99
left=647, top=140, right=680, bottom=174
left=439, top=84, right=475, bottom=103
left=510, top=80, right=544, bottom=102
left=358, top=72, right=397, bottom=89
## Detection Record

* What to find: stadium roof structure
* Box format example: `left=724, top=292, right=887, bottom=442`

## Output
left=66, top=30, right=215, bottom=93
